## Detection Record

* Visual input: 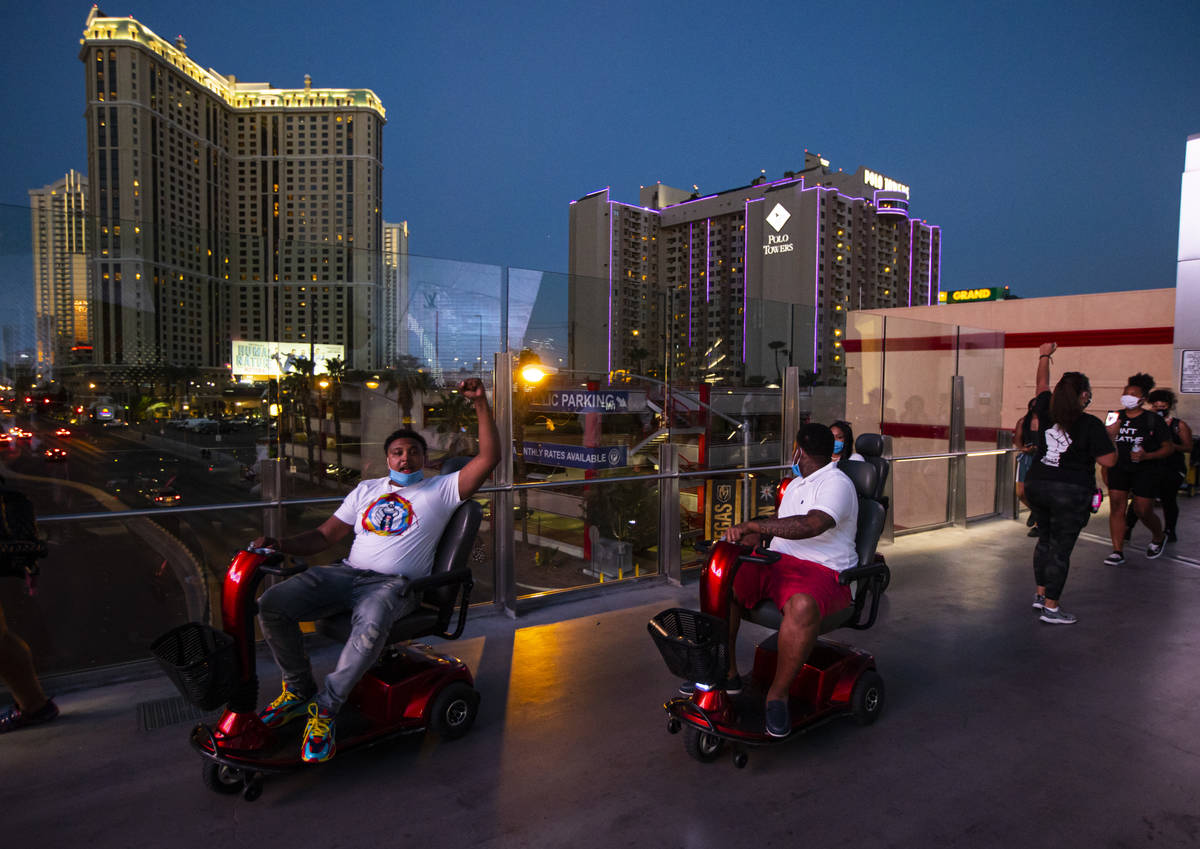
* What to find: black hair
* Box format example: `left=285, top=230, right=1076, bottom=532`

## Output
left=796, top=422, right=835, bottom=461
left=383, top=428, right=427, bottom=454
left=1148, top=388, right=1176, bottom=409
left=1050, top=371, right=1091, bottom=429
left=830, top=420, right=855, bottom=455
left=1125, top=373, right=1155, bottom=396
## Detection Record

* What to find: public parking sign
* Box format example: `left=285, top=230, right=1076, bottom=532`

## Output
left=532, top=390, right=646, bottom=413
left=522, top=441, right=628, bottom=470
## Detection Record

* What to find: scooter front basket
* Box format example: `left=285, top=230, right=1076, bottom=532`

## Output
left=648, top=608, right=730, bottom=687
left=151, top=622, right=238, bottom=711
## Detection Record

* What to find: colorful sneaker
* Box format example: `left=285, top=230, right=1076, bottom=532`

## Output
left=301, top=703, right=336, bottom=763
left=1039, top=606, right=1078, bottom=625
left=1103, top=551, right=1126, bottom=566
left=0, top=699, right=59, bottom=734
left=1147, top=539, right=1165, bottom=559
left=258, top=685, right=313, bottom=728
left=1032, top=593, right=1045, bottom=610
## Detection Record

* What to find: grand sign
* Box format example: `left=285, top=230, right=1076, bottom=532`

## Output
left=938, top=287, right=1008, bottom=304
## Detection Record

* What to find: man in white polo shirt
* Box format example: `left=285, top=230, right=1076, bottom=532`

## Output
left=721, top=422, right=858, bottom=737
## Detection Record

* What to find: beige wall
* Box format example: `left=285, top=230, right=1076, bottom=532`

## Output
left=861, top=288, right=1176, bottom=434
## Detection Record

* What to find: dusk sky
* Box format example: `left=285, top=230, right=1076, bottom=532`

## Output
left=3, top=0, right=1198, bottom=300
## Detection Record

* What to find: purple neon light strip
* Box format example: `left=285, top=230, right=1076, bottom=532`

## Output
left=932, top=226, right=941, bottom=304
left=706, top=220, right=711, bottom=302
left=813, top=187, right=822, bottom=372
left=661, top=193, right=719, bottom=210
left=608, top=199, right=614, bottom=374
left=743, top=199, right=761, bottom=362
left=688, top=222, right=693, bottom=347
left=907, top=219, right=915, bottom=307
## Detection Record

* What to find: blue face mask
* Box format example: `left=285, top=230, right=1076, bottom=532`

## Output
left=833, top=439, right=845, bottom=455
left=389, top=468, right=424, bottom=486
left=791, top=463, right=803, bottom=480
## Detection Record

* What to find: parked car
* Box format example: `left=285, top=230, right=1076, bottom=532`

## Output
left=184, top=418, right=219, bottom=434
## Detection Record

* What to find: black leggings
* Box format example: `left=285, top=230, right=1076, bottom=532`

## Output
left=1025, top=478, right=1092, bottom=600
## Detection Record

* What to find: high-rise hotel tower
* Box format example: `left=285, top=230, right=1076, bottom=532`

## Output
left=29, top=169, right=91, bottom=375
left=80, top=9, right=386, bottom=375
left=569, top=153, right=940, bottom=385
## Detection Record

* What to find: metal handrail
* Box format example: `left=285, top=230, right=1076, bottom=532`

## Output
left=36, top=449, right=1021, bottom=523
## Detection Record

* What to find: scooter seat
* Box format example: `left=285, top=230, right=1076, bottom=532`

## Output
left=314, top=499, right=483, bottom=647
left=743, top=600, right=854, bottom=634
left=317, top=606, right=445, bottom=645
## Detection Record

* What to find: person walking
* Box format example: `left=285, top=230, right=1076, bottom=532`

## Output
left=1024, top=343, right=1116, bottom=624
left=0, top=601, right=60, bottom=733
left=1104, top=374, right=1172, bottom=564
left=1014, top=397, right=1040, bottom=535
left=1126, top=389, right=1192, bottom=543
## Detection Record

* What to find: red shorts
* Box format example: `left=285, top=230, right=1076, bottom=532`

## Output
left=733, top=553, right=852, bottom=619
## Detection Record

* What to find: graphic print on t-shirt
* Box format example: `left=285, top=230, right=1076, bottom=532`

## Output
left=1041, top=424, right=1072, bottom=468
left=361, top=493, right=416, bottom=536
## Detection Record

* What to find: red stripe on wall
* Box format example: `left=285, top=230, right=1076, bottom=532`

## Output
left=844, top=326, right=1173, bottom=354
left=880, top=422, right=1001, bottom=443
left=1003, top=327, right=1173, bottom=348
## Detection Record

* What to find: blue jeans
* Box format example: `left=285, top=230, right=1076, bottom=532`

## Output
left=1024, top=479, right=1092, bottom=600
left=258, top=564, right=418, bottom=714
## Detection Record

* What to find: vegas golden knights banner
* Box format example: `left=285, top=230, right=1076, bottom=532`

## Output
left=704, top=479, right=741, bottom=541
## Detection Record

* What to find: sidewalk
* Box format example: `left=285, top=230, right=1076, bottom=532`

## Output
left=8, top=496, right=1200, bottom=847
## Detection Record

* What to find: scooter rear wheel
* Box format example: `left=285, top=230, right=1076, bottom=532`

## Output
left=429, top=681, right=480, bottom=740
left=683, top=726, right=725, bottom=763
left=201, top=762, right=244, bottom=795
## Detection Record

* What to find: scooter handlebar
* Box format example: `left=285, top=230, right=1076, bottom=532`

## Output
left=243, top=547, right=309, bottom=577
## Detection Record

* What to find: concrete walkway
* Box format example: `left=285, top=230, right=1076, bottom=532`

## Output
left=8, top=496, right=1200, bottom=848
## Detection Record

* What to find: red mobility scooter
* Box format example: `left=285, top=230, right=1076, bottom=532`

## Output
left=151, top=499, right=483, bottom=801
left=650, top=438, right=891, bottom=768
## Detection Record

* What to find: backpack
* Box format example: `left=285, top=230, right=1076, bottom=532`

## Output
left=0, top=479, right=48, bottom=592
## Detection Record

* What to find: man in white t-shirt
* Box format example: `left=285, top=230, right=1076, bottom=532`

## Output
left=251, top=378, right=498, bottom=762
left=720, top=423, right=859, bottom=737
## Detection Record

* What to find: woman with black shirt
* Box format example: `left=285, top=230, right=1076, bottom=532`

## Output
left=1024, top=343, right=1116, bottom=625
left=1104, top=374, right=1172, bottom=564
left=1133, top=389, right=1192, bottom=543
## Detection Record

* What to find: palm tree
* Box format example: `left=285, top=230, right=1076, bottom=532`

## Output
left=434, top=390, right=475, bottom=456
left=768, top=340, right=788, bottom=385
left=285, top=356, right=317, bottom=481
left=388, top=354, right=435, bottom=425
left=324, top=356, right=347, bottom=474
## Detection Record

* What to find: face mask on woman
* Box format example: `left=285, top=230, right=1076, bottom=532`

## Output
left=833, top=439, right=845, bottom=455
left=1120, top=394, right=1141, bottom=410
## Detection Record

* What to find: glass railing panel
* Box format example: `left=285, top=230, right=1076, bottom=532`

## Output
left=9, top=507, right=268, bottom=676
left=957, top=324, right=1006, bottom=519
left=891, top=457, right=952, bottom=531
left=510, top=477, right=661, bottom=597
left=846, top=312, right=886, bottom=433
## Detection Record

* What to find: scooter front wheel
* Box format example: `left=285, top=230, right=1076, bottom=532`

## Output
left=683, top=726, right=725, bottom=763
left=201, top=762, right=245, bottom=795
